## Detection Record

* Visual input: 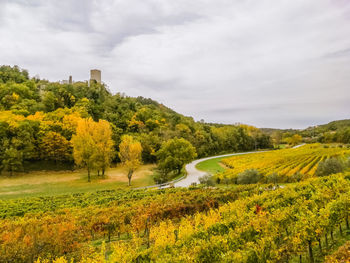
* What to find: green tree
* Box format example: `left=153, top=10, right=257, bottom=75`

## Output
left=236, top=169, right=261, bottom=184
left=156, top=138, right=197, bottom=178
left=316, top=158, right=344, bottom=177
left=1, top=147, right=23, bottom=176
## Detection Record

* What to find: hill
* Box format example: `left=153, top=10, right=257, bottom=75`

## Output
left=0, top=65, right=272, bottom=178
left=261, top=119, right=350, bottom=146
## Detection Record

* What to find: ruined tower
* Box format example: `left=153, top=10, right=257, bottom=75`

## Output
left=90, top=69, right=101, bottom=84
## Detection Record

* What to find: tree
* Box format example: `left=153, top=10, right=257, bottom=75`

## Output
left=286, top=134, right=302, bottom=146
left=199, top=174, right=215, bottom=186
left=71, top=118, right=97, bottom=182
left=271, top=131, right=283, bottom=148
left=40, top=132, right=72, bottom=163
left=1, top=147, right=22, bottom=176
left=118, top=135, right=142, bottom=186
left=42, top=91, right=57, bottom=112
left=156, top=138, right=197, bottom=178
left=316, top=158, right=344, bottom=177
left=266, top=172, right=279, bottom=184
left=236, top=169, right=261, bottom=184
left=93, top=120, right=115, bottom=177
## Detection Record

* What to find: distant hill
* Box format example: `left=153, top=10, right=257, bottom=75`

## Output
left=261, top=119, right=350, bottom=144
left=305, top=119, right=350, bottom=132
left=260, top=127, right=299, bottom=136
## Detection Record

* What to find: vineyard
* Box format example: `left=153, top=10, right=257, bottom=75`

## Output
left=220, top=144, right=350, bottom=182
left=31, top=173, right=350, bottom=262
left=0, top=185, right=260, bottom=262
left=1, top=144, right=350, bottom=262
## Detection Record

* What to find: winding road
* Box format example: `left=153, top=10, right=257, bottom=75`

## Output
left=174, top=151, right=265, bottom=187
left=174, top=144, right=305, bottom=187
left=135, top=144, right=304, bottom=189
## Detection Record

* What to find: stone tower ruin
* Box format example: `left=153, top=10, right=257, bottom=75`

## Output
left=90, top=69, right=101, bottom=83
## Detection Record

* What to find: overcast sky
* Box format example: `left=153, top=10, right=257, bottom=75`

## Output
left=0, top=0, right=349, bottom=128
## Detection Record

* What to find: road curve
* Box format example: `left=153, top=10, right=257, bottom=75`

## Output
left=174, top=151, right=265, bottom=187
left=174, top=144, right=304, bottom=187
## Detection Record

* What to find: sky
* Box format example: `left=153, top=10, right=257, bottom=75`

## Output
left=0, top=0, right=349, bottom=129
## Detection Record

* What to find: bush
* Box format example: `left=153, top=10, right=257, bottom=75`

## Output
left=153, top=170, right=170, bottom=184
left=218, top=174, right=237, bottom=185
left=266, top=173, right=278, bottom=184
left=199, top=174, right=215, bottom=186
left=290, top=172, right=303, bottom=182
left=345, top=157, right=350, bottom=168
left=237, top=169, right=261, bottom=184
left=315, top=158, right=344, bottom=177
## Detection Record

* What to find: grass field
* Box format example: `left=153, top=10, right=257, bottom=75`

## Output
left=195, top=156, right=228, bottom=175
left=0, top=164, right=156, bottom=199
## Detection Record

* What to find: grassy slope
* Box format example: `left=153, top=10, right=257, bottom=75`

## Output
left=0, top=164, right=155, bottom=199
left=196, top=156, right=228, bottom=175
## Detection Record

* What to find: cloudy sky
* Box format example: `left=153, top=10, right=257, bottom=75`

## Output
left=0, top=0, right=349, bottom=128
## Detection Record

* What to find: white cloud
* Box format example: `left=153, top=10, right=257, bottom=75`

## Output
left=0, top=0, right=349, bottom=128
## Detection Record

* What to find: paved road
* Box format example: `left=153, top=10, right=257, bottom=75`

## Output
left=174, top=144, right=305, bottom=187
left=174, top=151, right=265, bottom=187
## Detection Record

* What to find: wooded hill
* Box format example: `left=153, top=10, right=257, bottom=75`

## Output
left=261, top=119, right=350, bottom=146
left=0, top=65, right=272, bottom=176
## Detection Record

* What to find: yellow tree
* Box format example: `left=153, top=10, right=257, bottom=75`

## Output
left=40, top=132, right=72, bottom=164
left=118, top=135, right=142, bottom=186
left=287, top=134, right=302, bottom=146
left=93, top=120, right=115, bottom=177
left=71, top=118, right=97, bottom=182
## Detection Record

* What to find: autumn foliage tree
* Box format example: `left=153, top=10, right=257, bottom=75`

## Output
left=40, top=131, right=72, bottom=163
left=71, top=118, right=115, bottom=181
left=286, top=134, right=303, bottom=146
left=93, top=120, right=115, bottom=177
left=71, top=118, right=97, bottom=182
left=118, top=135, right=142, bottom=186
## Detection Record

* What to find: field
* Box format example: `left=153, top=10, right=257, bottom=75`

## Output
left=2, top=174, right=349, bottom=262
left=0, top=164, right=156, bottom=199
left=196, top=156, right=228, bottom=174
left=1, top=145, right=350, bottom=262
left=220, top=144, right=350, bottom=182
left=0, top=185, right=260, bottom=262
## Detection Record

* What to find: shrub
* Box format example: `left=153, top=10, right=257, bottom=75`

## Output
left=237, top=169, right=261, bottom=184
left=290, top=172, right=303, bottom=182
left=266, top=173, right=278, bottom=184
left=345, top=157, right=350, bottom=169
left=315, top=158, right=344, bottom=177
left=199, top=174, right=215, bottom=186
left=325, top=241, right=350, bottom=262
left=153, top=170, right=170, bottom=184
